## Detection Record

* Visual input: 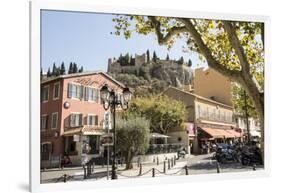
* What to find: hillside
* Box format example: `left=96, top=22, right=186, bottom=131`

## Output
left=107, top=52, right=194, bottom=95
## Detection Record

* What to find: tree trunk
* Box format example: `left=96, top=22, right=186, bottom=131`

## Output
left=125, top=150, right=133, bottom=170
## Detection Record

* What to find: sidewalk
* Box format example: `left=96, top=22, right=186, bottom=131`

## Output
left=41, top=156, right=190, bottom=183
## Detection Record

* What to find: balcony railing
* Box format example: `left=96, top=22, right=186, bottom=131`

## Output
left=197, top=113, right=235, bottom=124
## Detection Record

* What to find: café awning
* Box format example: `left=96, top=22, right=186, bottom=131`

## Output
left=200, top=128, right=241, bottom=139
left=63, top=126, right=104, bottom=136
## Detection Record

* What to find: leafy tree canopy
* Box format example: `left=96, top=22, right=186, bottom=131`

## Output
left=127, top=95, right=187, bottom=134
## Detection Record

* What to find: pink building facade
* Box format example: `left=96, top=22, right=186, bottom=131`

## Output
left=40, top=72, right=124, bottom=168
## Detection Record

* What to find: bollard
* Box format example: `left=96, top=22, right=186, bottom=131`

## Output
left=174, top=156, right=176, bottom=165
left=157, top=157, right=159, bottom=165
left=153, top=156, right=155, bottom=163
left=171, top=158, right=174, bottom=167
left=63, top=174, right=67, bottom=183
left=163, top=161, right=166, bottom=173
left=253, top=164, right=256, bottom=171
left=185, top=165, right=189, bottom=175
left=168, top=159, right=171, bottom=170
left=92, top=162, right=95, bottom=173
left=87, top=165, right=91, bottom=176
left=216, top=162, right=220, bottom=173
left=139, top=163, right=142, bottom=176
left=152, top=168, right=155, bottom=177
left=83, top=165, right=87, bottom=179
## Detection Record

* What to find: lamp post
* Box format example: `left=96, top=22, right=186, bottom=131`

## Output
left=100, top=84, right=132, bottom=180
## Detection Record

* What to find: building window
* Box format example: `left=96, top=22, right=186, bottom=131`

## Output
left=87, top=115, right=98, bottom=126
left=41, top=143, right=52, bottom=161
left=68, top=83, right=84, bottom=99
left=53, top=82, right=60, bottom=100
left=41, top=86, right=49, bottom=102
left=85, top=87, right=99, bottom=102
left=70, top=113, right=83, bottom=127
left=41, top=114, right=48, bottom=130
left=51, top=112, right=58, bottom=129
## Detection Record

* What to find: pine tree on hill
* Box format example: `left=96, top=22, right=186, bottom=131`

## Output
left=166, top=54, right=170, bottom=60
left=47, top=67, right=51, bottom=77
left=152, top=51, right=157, bottom=62
left=124, top=53, right=130, bottom=65
left=146, top=49, right=150, bottom=62
left=78, top=66, right=84, bottom=73
left=130, top=55, right=134, bottom=65
left=68, top=62, right=73, bottom=74
left=187, top=59, right=192, bottom=67
left=178, top=56, right=184, bottom=64
left=73, top=63, right=78, bottom=73
left=52, top=62, right=59, bottom=76
left=60, top=62, right=66, bottom=75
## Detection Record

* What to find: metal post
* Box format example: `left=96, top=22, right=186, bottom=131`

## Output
left=174, top=156, right=176, bottom=165
left=92, top=162, right=95, bottom=173
left=171, top=158, right=174, bottom=167
left=107, top=144, right=109, bottom=180
left=157, top=157, right=159, bottom=165
left=83, top=165, right=87, bottom=179
left=185, top=165, right=189, bottom=175
left=139, top=163, right=142, bottom=176
left=63, top=174, right=67, bottom=183
left=216, top=161, right=220, bottom=173
left=168, top=159, right=171, bottom=169
left=163, top=161, right=166, bottom=173
left=152, top=168, right=155, bottom=177
left=253, top=164, right=256, bottom=171
left=111, top=100, right=117, bottom=179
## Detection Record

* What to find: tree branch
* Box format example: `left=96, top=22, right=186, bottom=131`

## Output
left=177, top=18, right=242, bottom=81
left=148, top=16, right=186, bottom=45
left=222, top=21, right=250, bottom=74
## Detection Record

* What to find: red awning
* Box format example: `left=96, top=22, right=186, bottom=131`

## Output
left=200, top=128, right=242, bottom=139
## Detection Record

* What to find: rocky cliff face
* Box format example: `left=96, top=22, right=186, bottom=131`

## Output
left=151, top=62, right=194, bottom=88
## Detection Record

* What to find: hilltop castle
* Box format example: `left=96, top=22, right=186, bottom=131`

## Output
left=107, top=52, right=191, bottom=75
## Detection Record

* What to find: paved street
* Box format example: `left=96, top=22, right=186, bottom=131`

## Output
left=41, top=153, right=263, bottom=183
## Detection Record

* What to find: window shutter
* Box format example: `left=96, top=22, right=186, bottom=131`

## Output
left=68, top=84, right=72, bottom=98
left=95, top=115, right=98, bottom=126
left=85, top=87, right=88, bottom=101
left=80, top=86, right=84, bottom=99
left=45, top=115, right=48, bottom=129
left=79, top=114, right=83, bottom=126
left=69, top=114, right=73, bottom=127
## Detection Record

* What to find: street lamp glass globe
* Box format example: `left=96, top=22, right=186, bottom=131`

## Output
left=100, top=84, right=110, bottom=102
left=123, top=87, right=132, bottom=102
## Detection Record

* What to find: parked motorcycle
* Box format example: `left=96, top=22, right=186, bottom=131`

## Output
left=214, top=143, right=241, bottom=164
left=241, top=146, right=263, bottom=166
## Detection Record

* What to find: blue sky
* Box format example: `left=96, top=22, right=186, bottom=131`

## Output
left=41, top=10, right=205, bottom=73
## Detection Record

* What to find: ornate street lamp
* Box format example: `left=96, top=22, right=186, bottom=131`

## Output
left=100, top=84, right=132, bottom=179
